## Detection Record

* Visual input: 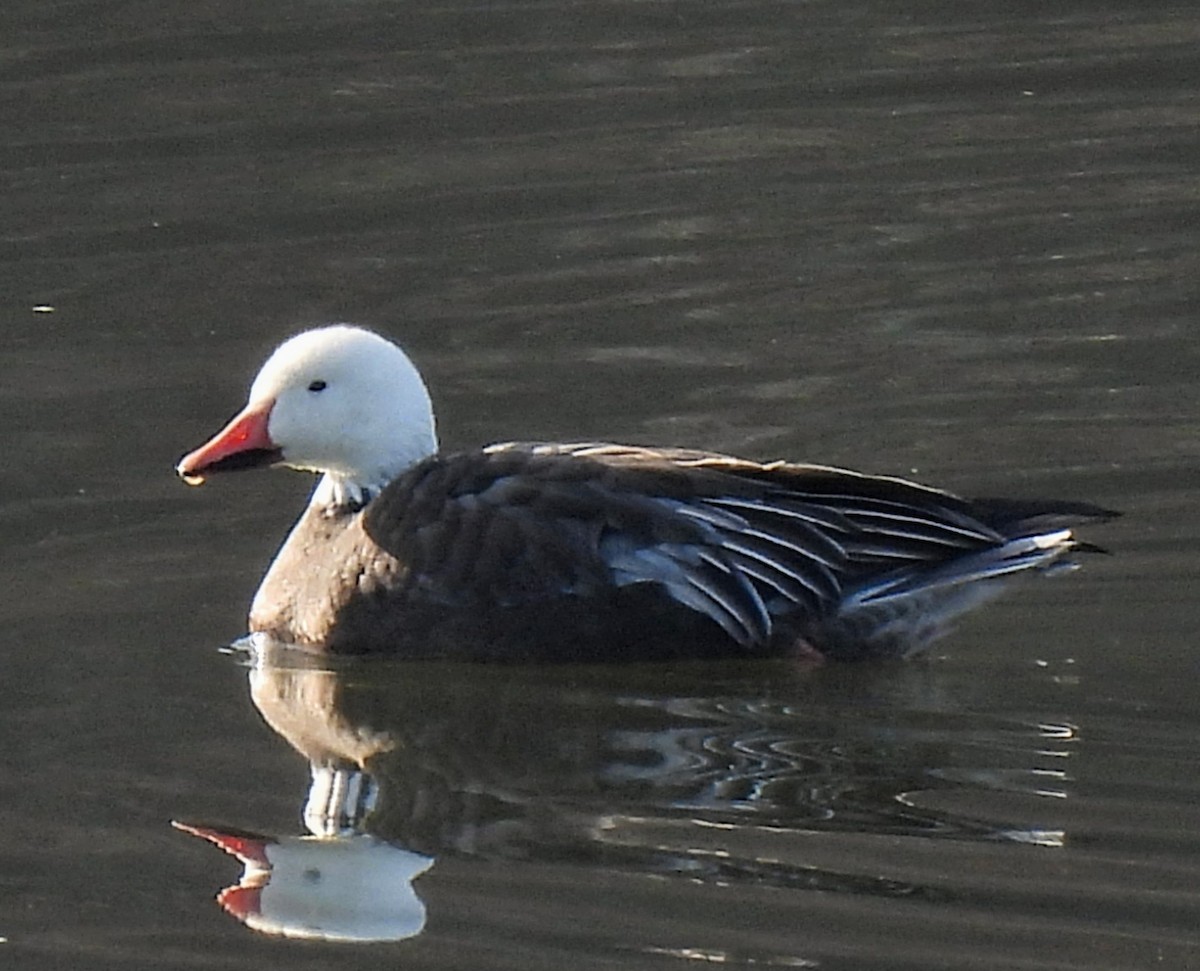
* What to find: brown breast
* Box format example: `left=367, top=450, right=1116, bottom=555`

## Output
left=249, top=501, right=408, bottom=649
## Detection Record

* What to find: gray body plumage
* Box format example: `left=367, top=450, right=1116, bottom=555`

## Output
left=248, top=441, right=1112, bottom=660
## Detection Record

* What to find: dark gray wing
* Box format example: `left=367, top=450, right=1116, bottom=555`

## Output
left=362, top=442, right=1026, bottom=647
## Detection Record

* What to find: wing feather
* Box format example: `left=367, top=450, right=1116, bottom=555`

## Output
left=363, top=442, right=1047, bottom=648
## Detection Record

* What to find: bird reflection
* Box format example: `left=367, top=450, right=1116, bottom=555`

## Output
left=171, top=821, right=432, bottom=942
left=175, top=636, right=1073, bottom=942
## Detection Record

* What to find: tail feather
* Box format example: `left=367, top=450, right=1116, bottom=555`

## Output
left=823, top=519, right=1103, bottom=660
left=968, top=497, right=1119, bottom=537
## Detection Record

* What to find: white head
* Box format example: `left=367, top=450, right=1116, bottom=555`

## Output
left=178, top=325, right=438, bottom=508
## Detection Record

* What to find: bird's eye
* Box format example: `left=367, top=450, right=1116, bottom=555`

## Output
left=307, top=380, right=327, bottom=393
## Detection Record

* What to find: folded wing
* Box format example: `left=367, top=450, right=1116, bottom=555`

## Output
left=364, top=442, right=1108, bottom=649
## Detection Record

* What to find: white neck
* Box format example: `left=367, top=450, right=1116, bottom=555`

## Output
left=310, top=424, right=438, bottom=511
left=313, top=473, right=375, bottom=510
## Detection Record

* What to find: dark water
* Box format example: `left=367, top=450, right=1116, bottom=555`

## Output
left=3, top=0, right=1200, bottom=967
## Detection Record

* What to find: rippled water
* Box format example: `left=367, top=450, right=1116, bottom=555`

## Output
left=3, top=0, right=1200, bottom=968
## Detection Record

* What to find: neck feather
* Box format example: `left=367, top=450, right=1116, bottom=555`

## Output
left=312, top=473, right=376, bottom=511
left=309, top=427, right=437, bottom=512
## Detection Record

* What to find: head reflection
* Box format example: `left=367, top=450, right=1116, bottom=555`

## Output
left=172, top=821, right=432, bottom=942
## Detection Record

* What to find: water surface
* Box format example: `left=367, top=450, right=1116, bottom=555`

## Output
left=2, top=1, right=1199, bottom=968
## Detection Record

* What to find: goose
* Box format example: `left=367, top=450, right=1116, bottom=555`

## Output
left=177, top=325, right=1114, bottom=661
